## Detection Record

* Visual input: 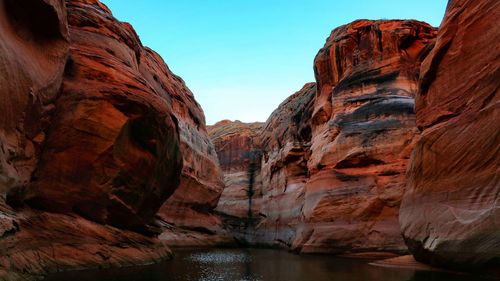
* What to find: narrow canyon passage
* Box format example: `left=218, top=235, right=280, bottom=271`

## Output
left=0, top=0, right=498, bottom=280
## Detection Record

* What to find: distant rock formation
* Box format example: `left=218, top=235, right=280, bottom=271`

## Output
left=209, top=120, right=264, bottom=243
left=399, top=0, right=500, bottom=269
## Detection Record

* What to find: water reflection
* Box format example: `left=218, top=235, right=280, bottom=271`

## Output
left=44, top=248, right=497, bottom=281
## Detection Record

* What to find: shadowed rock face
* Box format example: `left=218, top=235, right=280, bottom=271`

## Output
left=252, top=83, right=316, bottom=247
left=211, top=20, right=437, bottom=253
left=0, top=198, right=170, bottom=280
left=143, top=47, right=228, bottom=247
left=6, top=0, right=183, bottom=233
left=400, top=0, right=500, bottom=269
left=0, top=0, right=190, bottom=277
left=209, top=120, right=264, bottom=227
left=0, top=0, right=69, bottom=194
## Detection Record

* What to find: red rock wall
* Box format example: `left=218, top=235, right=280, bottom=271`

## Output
left=0, top=0, right=207, bottom=277
left=145, top=50, right=228, bottom=247
left=0, top=0, right=69, bottom=194
left=255, top=83, right=316, bottom=247
left=0, top=0, right=229, bottom=254
left=212, top=20, right=437, bottom=253
left=399, top=0, right=500, bottom=268
left=300, top=20, right=436, bottom=254
left=0, top=197, right=170, bottom=280
left=209, top=120, right=263, bottom=225
left=7, top=0, right=183, bottom=233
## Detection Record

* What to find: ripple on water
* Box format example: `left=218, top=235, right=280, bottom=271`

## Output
left=187, top=251, right=252, bottom=264
left=185, top=251, right=263, bottom=281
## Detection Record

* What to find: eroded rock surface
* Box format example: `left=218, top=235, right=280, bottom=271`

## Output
left=212, top=20, right=437, bottom=254
left=0, top=198, right=170, bottom=281
left=299, top=19, right=436, bottom=254
left=208, top=120, right=264, bottom=244
left=0, top=0, right=69, bottom=194
left=252, top=83, right=316, bottom=247
left=399, top=0, right=500, bottom=268
left=8, top=0, right=183, bottom=233
left=151, top=62, right=230, bottom=246
left=0, top=0, right=191, bottom=278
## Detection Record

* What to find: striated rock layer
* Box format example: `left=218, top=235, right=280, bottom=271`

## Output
left=0, top=0, right=208, bottom=278
left=252, top=83, right=316, bottom=247
left=7, top=0, right=183, bottom=233
left=0, top=0, right=69, bottom=194
left=212, top=20, right=437, bottom=254
left=399, top=0, right=500, bottom=269
left=300, top=19, right=436, bottom=254
left=208, top=120, right=264, bottom=244
left=0, top=198, right=170, bottom=281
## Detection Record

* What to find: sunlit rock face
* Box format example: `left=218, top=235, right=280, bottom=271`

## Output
left=299, top=19, right=437, bottom=254
left=400, top=0, right=500, bottom=269
left=212, top=20, right=437, bottom=253
left=0, top=0, right=69, bottom=194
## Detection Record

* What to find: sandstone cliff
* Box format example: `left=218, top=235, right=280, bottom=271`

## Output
left=151, top=55, right=230, bottom=247
left=252, top=83, right=316, bottom=247
left=208, top=120, right=264, bottom=244
left=301, top=19, right=436, bottom=254
left=212, top=20, right=437, bottom=254
left=10, top=0, right=183, bottom=233
left=0, top=0, right=205, bottom=278
left=0, top=0, right=69, bottom=194
left=399, top=0, right=500, bottom=269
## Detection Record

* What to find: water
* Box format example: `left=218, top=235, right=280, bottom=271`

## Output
left=44, top=248, right=497, bottom=281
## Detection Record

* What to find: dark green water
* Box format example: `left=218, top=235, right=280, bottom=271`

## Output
left=43, top=248, right=496, bottom=281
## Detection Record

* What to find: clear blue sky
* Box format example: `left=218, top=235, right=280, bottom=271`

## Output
left=100, top=0, right=448, bottom=125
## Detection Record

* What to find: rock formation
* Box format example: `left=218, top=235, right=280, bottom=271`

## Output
left=0, top=0, right=208, bottom=278
left=0, top=197, right=169, bottom=280
left=1, top=0, right=498, bottom=277
left=0, top=0, right=69, bottom=194
left=399, top=0, right=500, bottom=269
left=149, top=52, right=230, bottom=247
left=253, top=83, right=316, bottom=247
left=8, top=0, right=184, bottom=233
left=209, top=120, right=264, bottom=244
left=212, top=20, right=437, bottom=254
left=301, top=19, right=436, bottom=254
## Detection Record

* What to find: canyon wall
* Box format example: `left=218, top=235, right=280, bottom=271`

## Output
left=0, top=0, right=216, bottom=278
left=399, top=0, right=500, bottom=269
left=1, top=0, right=498, bottom=278
left=253, top=83, right=317, bottom=247
left=301, top=20, right=436, bottom=254
left=9, top=0, right=183, bottom=233
left=212, top=20, right=437, bottom=254
left=208, top=120, right=263, bottom=244
left=150, top=51, right=230, bottom=247
left=0, top=0, right=69, bottom=195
